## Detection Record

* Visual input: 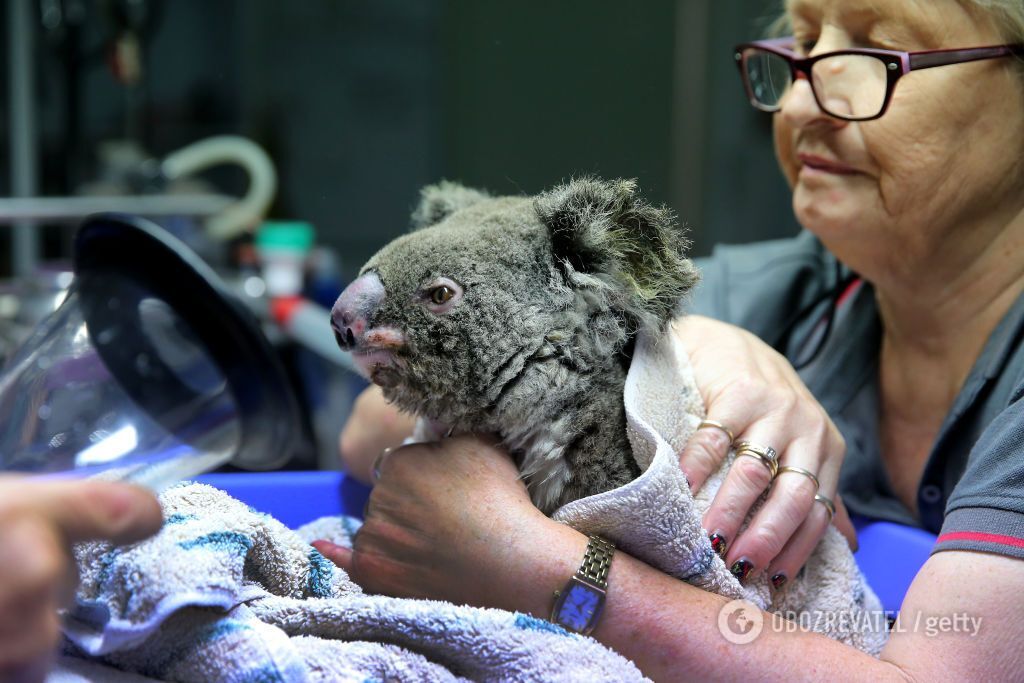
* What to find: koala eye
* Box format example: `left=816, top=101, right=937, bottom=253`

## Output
left=430, top=286, right=455, bottom=305
left=420, top=277, right=463, bottom=313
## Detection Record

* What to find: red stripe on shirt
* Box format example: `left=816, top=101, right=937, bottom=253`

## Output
left=836, top=278, right=863, bottom=307
left=935, top=531, right=1024, bottom=549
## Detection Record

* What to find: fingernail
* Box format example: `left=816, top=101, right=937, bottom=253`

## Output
left=771, top=572, right=788, bottom=590
left=796, top=565, right=806, bottom=581
left=709, top=532, right=728, bottom=558
left=730, top=558, right=754, bottom=581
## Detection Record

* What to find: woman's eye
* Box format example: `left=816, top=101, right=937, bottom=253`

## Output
left=430, top=286, right=454, bottom=305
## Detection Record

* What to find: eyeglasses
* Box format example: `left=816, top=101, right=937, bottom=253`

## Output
left=734, top=37, right=1024, bottom=121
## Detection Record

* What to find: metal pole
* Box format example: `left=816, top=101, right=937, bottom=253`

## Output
left=9, top=0, right=40, bottom=277
left=670, top=0, right=709, bottom=254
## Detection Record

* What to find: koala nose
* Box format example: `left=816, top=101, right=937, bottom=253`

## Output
left=331, top=272, right=385, bottom=350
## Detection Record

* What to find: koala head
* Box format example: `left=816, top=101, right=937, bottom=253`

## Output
left=331, top=177, right=698, bottom=427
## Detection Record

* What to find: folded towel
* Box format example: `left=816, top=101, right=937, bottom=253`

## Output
left=61, top=483, right=647, bottom=682
left=58, top=330, right=885, bottom=681
left=552, top=331, right=888, bottom=654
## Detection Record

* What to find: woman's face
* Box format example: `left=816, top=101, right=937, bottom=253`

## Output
left=774, top=0, right=1024, bottom=282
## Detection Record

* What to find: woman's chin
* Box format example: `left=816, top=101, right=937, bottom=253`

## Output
left=793, top=188, right=864, bottom=238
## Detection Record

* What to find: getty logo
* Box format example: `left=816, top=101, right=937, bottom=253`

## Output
left=717, top=599, right=764, bottom=645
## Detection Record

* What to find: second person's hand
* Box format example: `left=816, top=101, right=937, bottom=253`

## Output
left=673, top=315, right=856, bottom=588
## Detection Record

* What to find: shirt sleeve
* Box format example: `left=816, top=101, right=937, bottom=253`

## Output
left=934, top=384, right=1024, bottom=560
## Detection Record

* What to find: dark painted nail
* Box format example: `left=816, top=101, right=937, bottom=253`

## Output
left=771, top=572, right=788, bottom=590
left=730, top=558, right=754, bottom=581
left=709, top=532, right=728, bottom=558
left=796, top=565, right=807, bottom=581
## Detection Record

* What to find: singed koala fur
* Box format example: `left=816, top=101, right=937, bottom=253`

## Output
left=332, top=178, right=698, bottom=513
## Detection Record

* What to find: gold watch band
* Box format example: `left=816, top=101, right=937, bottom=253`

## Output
left=577, top=535, right=615, bottom=588
left=551, top=535, right=616, bottom=635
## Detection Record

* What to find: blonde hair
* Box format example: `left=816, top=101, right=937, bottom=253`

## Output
left=767, top=2, right=1024, bottom=44
left=966, top=1, right=1024, bottom=43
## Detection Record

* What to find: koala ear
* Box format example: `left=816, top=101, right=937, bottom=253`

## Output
left=535, top=177, right=699, bottom=334
left=410, top=181, right=491, bottom=230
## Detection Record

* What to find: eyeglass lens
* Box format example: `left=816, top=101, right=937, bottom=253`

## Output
left=743, top=49, right=890, bottom=119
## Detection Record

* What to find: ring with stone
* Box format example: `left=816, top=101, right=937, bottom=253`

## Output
left=733, top=440, right=778, bottom=465
left=734, top=444, right=779, bottom=479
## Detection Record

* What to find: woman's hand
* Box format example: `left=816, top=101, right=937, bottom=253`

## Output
left=338, top=385, right=418, bottom=485
left=673, top=315, right=855, bottom=587
left=315, top=435, right=578, bottom=612
left=0, top=477, right=162, bottom=681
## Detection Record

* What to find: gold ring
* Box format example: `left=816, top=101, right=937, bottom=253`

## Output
left=814, top=493, right=836, bottom=522
left=372, top=447, right=394, bottom=482
left=697, top=419, right=735, bottom=444
left=775, top=465, right=820, bottom=491
left=735, top=447, right=779, bottom=479
left=733, top=441, right=778, bottom=464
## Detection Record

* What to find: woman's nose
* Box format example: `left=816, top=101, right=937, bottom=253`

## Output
left=778, top=74, right=846, bottom=131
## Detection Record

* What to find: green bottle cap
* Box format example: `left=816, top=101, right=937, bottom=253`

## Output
left=256, top=221, right=315, bottom=252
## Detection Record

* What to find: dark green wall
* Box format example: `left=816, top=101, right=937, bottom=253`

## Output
left=439, top=1, right=676, bottom=208
left=435, top=0, right=797, bottom=257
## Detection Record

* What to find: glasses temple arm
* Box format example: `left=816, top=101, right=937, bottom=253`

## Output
left=910, top=45, right=1024, bottom=71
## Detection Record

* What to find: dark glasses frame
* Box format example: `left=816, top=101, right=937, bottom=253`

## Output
left=734, top=37, right=1024, bottom=121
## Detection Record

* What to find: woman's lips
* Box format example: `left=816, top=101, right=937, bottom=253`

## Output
left=798, top=153, right=859, bottom=175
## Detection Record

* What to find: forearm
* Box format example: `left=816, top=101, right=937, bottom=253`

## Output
left=502, top=521, right=908, bottom=682
left=339, top=385, right=417, bottom=484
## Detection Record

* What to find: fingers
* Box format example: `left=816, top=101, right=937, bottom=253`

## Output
left=0, top=478, right=162, bottom=679
left=719, top=465, right=819, bottom=582
left=701, top=449, right=777, bottom=576
left=765, top=495, right=836, bottom=589
left=0, top=478, right=163, bottom=545
left=311, top=540, right=353, bottom=570
left=702, top=421, right=844, bottom=584
left=679, top=422, right=733, bottom=491
left=0, top=515, right=68, bottom=676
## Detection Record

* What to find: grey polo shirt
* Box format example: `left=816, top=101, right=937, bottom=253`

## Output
left=687, top=231, right=1024, bottom=560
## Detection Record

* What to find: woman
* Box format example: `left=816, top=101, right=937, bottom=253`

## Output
left=323, top=0, right=1024, bottom=678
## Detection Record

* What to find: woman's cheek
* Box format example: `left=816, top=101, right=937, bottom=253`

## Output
left=773, top=117, right=799, bottom=188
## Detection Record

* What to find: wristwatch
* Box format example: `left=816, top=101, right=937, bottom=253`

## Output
left=550, top=535, right=615, bottom=635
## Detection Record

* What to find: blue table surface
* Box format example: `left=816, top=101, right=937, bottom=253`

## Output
left=195, top=471, right=936, bottom=615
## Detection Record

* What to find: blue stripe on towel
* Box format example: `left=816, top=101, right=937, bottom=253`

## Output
left=95, top=547, right=126, bottom=588
left=165, top=513, right=197, bottom=525
left=514, top=614, right=570, bottom=636
left=178, top=531, right=254, bottom=556
left=681, top=546, right=717, bottom=581
left=307, top=549, right=335, bottom=597
left=148, top=620, right=258, bottom=678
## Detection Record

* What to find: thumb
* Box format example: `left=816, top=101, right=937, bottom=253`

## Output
left=0, top=478, right=163, bottom=545
left=311, top=540, right=354, bottom=571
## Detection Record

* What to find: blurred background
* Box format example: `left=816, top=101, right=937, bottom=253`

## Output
left=0, top=0, right=798, bottom=470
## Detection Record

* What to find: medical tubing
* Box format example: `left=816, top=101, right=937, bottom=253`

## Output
left=161, top=135, right=277, bottom=241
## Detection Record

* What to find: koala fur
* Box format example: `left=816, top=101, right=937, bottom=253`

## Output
left=332, top=177, right=699, bottom=514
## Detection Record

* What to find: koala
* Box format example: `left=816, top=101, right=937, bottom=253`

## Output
left=332, top=178, right=698, bottom=514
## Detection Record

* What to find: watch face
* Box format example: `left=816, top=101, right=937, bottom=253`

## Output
left=553, top=579, right=605, bottom=634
